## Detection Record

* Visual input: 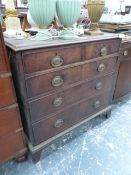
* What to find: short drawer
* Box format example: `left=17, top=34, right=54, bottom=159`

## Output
left=33, top=91, right=112, bottom=145
left=22, top=45, right=82, bottom=74
left=0, top=75, right=16, bottom=108
left=0, top=132, right=24, bottom=163
left=29, top=74, right=114, bottom=123
left=120, top=47, right=131, bottom=60
left=0, top=104, right=22, bottom=137
left=84, top=39, right=120, bottom=60
left=26, top=57, right=117, bottom=98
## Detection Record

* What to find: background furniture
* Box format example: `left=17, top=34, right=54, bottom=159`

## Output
left=0, top=24, right=26, bottom=164
left=5, top=34, right=121, bottom=163
left=114, top=39, right=131, bottom=101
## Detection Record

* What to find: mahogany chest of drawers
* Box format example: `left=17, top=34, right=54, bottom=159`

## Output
left=5, top=34, right=121, bottom=162
left=0, top=25, right=26, bottom=164
left=114, top=39, right=131, bottom=100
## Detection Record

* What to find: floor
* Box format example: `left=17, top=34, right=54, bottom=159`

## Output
left=1, top=95, right=131, bottom=175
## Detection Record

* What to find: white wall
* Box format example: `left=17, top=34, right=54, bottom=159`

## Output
left=105, top=0, right=131, bottom=12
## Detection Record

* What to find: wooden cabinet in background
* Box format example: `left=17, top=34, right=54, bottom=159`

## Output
left=0, top=24, right=26, bottom=164
left=114, top=40, right=131, bottom=101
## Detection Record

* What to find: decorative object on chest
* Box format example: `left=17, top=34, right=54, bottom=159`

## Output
left=27, top=0, right=81, bottom=40
left=85, top=0, right=105, bottom=35
left=3, top=0, right=24, bottom=38
left=56, top=0, right=81, bottom=39
left=28, top=0, right=56, bottom=40
left=5, top=33, right=121, bottom=163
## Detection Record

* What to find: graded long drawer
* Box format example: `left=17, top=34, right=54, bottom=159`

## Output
left=26, top=57, right=117, bottom=98
left=22, top=45, right=82, bottom=74
left=29, top=74, right=114, bottom=123
left=84, top=38, right=120, bottom=60
left=0, top=75, right=16, bottom=108
left=0, top=104, right=22, bottom=137
left=32, top=90, right=112, bottom=145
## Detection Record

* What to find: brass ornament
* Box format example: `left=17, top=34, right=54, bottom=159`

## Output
left=100, top=47, right=107, bottom=56
left=94, top=100, right=101, bottom=109
left=52, top=76, right=64, bottom=87
left=123, top=50, right=128, bottom=56
left=53, top=97, right=63, bottom=107
left=51, top=55, right=63, bottom=68
left=95, top=82, right=102, bottom=90
left=54, top=119, right=64, bottom=128
left=97, top=63, right=105, bottom=72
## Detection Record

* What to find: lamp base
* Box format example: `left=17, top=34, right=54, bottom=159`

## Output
left=60, top=28, right=79, bottom=40
left=84, top=29, right=104, bottom=35
left=85, top=22, right=104, bottom=35
left=31, top=29, right=53, bottom=41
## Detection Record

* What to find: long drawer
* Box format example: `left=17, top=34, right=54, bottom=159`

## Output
left=32, top=90, right=112, bottom=145
left=22, top=45, right=82, bottom=74
left=84, top=38, right=120, bottom=60
left=26, top=57, right=117, bottom=98
left=0, top=132, right=25, bottom=163
left=0, top=75, right=16, bottom=108
left=29, top=74, right=114, bottom=123
left=0, top=104, right=22, bottom=137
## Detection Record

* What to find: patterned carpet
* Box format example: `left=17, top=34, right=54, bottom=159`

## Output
left=1, top=94, right=131, bottom=175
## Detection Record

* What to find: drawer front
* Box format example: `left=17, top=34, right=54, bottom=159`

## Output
left=29, top=74, right=114, bottom=123
left=0, top=105, right=21, bottom=137
left=23, top=45, right=82, bottom=74
left=84, top=39, right=120, bottom=60
left=33, top=91, right=112, bottom=145
left=0, top=132, right=24, bottom=163
left=114, top=59, right=131, bottom=99
left=0, top=76, right=16, bottom=108
left=120, top=47, right=131, bottom=60
left=26, top=57, right=117, bottom=98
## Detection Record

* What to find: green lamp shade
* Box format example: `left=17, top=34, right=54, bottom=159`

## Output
left=56, top=0, right=81, bottom=27
left=28, top=0, right=56, bottom=28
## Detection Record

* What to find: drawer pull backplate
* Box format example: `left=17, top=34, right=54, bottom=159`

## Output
left=51, top=55, right=63, bottom=68
left=54, top=119, right=64, bottom=128
left=53, top=97, right=63, bottom=107
left=123, top=50, right=128, bottom=56
left=100, top=47, right=107, bottom=56
left=95, top=82, right=102, bottom=90
left=94, top=100, right=101, bottom=109
left=97, top=63, right=105, bottom=72
left=52, top=76, right=64, bottom=87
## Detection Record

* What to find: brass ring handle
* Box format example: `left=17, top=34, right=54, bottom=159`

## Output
left=95, top=82, right=102, bottom=90
left=123, top=50, right=128, bottom=56
left=51, top=55, right=63, bottom=68
left=94, top=100, right=101, bottom=109
left=52, top=76, right=64, bottom=87
left=100, top=47, right=107, bottom=56
left=97, top=63, right=105, bottom=72
left=54, top=119, right=64, bottom=128
left=53, top=97, right=63, bottom=107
